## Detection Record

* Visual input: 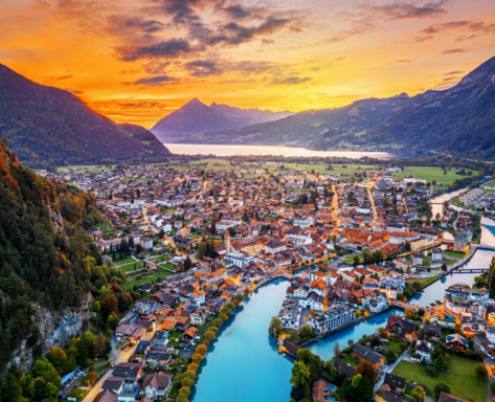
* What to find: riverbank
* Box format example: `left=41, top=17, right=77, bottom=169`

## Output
left=279, top=244, right=481, bottom=357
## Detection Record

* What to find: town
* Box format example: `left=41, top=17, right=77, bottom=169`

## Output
left=39, top=157, right=495, bottom=402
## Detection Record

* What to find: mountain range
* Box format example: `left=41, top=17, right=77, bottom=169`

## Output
left=0, top=64, right=170, bottom=167
left=153, top=55, right=495, bottom=159
left=151, top=98, right=291, bottom=142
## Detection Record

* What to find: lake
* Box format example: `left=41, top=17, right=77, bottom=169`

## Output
left=164, top=143, right=393, bottom=159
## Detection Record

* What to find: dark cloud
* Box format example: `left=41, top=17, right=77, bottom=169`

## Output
left=119, top=38, right=193, bottom=61
left=142, top=60, right=170, bottom=74
left=185, top=59, right=223, bottom=77
left=153, top=0, right=204, bottom=25
left=364, top=1, right=448, bottom=20
left=134, top=74, right=176, bottom=86
left=116, top=1, right=295, bottom=68
left=107, top=15, right=164, bottom=35
left=416, top=20, right=495, bottom=41
left=223, top=4, right=251, bottom=19
left=184, top=59, right=277, bottom=77
left=271, top=75, right=311, bottom=85
left=149, top=0, right=295, bottom=47
left=210, top=17, right=290, bottom=45
left=442, top=48, right=466, bottom=54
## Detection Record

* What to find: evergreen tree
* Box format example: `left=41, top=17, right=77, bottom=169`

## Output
left=488, top=257, right=495, bottom=298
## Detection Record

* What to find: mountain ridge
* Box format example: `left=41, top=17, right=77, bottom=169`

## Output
left=160, top=56, right=495, bottom=158
left=0, top=64, right=171, bottom=167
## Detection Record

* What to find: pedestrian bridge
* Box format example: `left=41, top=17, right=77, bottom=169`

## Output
left=390, top=301, right=421, bottom=311
left=475, top=244, right=495, bottom=252
left=454, top=267, right=488, bottom=273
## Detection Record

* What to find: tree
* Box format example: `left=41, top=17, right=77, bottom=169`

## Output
left=291, top=361, right=311, bottom=388
left=83, top=370, right=97, bottom=386
left=411, top=385, right=426, bottom=402
left=269, top=317, right=283, bottom=338
left=476, top=364, right=487, bottom=379
left=299, top=325, right=314, bottom=342
left=93, top=333, right=110, bottom=357
left=31, top=358, right=61, bottom=387
left=342, top=373, right=373, bottom=402
left=488, top=257, right=495, bottom=298
left=434, top=383, right=450, bottom=399
left=183, top=255, right=192, bottom=271
left=100, top=294, right=119, bottom=319
left=204, top=330, right=215, bottom=343
left=195, top=344, right=207, bottom=355
left=356, top=361, right=376, bottom=383
left=46, top=347, right=69, bottom=375
left=0, top=372, right=23, bottom=402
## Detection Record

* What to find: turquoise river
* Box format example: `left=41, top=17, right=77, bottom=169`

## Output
left=192, top=218, right=495, bottom=402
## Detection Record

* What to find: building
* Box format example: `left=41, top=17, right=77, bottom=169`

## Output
left=353, top=344, right=386, bottom=370
left=142, top=373, right=172, bottom=400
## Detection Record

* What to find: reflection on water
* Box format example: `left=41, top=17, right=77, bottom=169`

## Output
left=163, top=143, right=393, bottom=159
left=309, top=309, right=402, bottom=360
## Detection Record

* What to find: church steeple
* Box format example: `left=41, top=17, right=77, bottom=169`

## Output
left=224, top=230, right=231, bottom=254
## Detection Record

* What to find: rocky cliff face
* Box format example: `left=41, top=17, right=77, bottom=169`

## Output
left=10, top=293, right=93, bottom=370
left=0, top=139, right=105, bottom=370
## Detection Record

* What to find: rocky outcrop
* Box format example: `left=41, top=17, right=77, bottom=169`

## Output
left=9, top=292, right=93, bottom=370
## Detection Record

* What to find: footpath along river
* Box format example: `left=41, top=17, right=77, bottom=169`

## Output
left=192, top=218, right=495, bottom=402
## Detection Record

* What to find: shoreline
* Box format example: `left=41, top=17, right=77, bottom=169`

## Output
left=278, top=245, right=481, bottom=354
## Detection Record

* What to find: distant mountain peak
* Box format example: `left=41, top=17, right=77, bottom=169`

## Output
left=185, top=98, right=207, bottom=107
left=151, top=99, right=292, bottom=141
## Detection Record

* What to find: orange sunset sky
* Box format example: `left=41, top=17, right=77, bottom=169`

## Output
left=1, top=0, right=495, bottom=127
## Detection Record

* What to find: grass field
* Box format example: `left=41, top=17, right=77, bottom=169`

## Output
left=115, top=257, right=136, bottom=266
left=119, top=262, right=145, bottom=274
left=406, top=275, right=440, bottom=289
left=443, top=249, right=466, bottom=266
left=158, top=262, right=177, bottom=272
left=393, top=355, right=487, bottom=402
left=282, top=162, right=376, bottom=176
left=57, top=164, right=115, bottom=173
left=123, top=269, right=171, bottom=291
left=188, top=158, right=234, bottom=172
left=393, top=166, right=477, bottom=188
left=385, top=339, right=405, bottom=355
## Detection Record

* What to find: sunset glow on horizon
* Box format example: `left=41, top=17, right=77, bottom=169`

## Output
left=2, top=0, right=495, bottom=127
